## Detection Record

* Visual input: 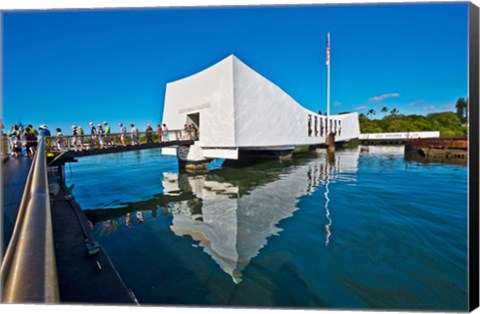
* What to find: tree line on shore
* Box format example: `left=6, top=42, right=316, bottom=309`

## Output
left=355, top=97, right=468, bottom=136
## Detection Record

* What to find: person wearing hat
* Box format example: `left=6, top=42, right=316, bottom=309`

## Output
left=119, top=122, right=127, bottom=147
left=39, top=124, right=51, bottom=137
left=71, top=126, right=79, bottom=152
left=7, top=124, right=19, bottom=154
left=89, top=122, right=97, bottom=148
left=89, top=122, right=96, bottom=137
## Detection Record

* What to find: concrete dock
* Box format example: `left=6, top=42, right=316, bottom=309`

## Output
left=48, top=170, right=137, bottom=304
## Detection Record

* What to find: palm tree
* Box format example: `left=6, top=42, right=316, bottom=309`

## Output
left=390, top=108, right=399, bottom=116
left=381, top=106, right=389, bottom=117
left=367, top=109, right=376, bottom=118
left=455, top=97, right=467, bottom=121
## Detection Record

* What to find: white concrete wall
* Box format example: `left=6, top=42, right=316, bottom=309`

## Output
left=233, top=57, right=359, bottom=147
left=335, top=112, right=360, bottom=142
left=163, top=55, right=361, bottom=159
left=233, top=57, right=315, bottom=147
left=163, top=56, right=236, bottom=147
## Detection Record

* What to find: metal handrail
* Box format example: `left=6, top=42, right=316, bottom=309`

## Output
left=44, top=128, right=192, bottom=153
left=1, top=132, right=8, bottom=159
left=1, top=137, right=59, bottom=303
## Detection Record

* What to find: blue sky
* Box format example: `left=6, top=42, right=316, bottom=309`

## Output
left=2, top=2, right=469, bottom=133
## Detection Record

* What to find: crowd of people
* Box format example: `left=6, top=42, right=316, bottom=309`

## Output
left=4, top=120, right=200, bottom=157
left=52, top=121, right=173, bottom=152
left=6, top=123, right=51, bottom=157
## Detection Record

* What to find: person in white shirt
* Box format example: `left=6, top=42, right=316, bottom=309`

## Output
left=162, top=123, right=169, bottom=141
left=130, top=124, right=139, bottom=145
left=119, top=122, right=127, bottom=146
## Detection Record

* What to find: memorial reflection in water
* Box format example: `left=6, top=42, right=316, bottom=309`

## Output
left=87, top=149, right=360, bottom=284
left=166, top=150, right=358, bottom=283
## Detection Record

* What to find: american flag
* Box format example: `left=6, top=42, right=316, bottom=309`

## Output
left=326, top=32, right=330, bottom=66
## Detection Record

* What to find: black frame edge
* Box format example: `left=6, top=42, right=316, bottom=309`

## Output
left=469, top=1, right=480, bottom=312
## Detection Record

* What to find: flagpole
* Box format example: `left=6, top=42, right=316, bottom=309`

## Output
left=326, top=32, right=331, bottom=119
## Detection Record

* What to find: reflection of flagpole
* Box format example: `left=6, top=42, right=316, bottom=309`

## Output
left=326, top=32, right=331, bottom=118
left=324, top=167, right=332, bottom=246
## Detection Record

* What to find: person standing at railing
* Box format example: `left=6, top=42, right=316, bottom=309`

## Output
left=162, top=123, right=169, bottom=141
left=7, top=124, right=19, bottom=155
left=97, top=124, right=104, bottom=149
left=146, top=124, right=154, bottom=144
left=157, top=124, right=163, bottom=143
left=89, top=122, right=97, bottom=148
left=13, top=136, right=22, bottom=157
left=71, top=126, right=79, bottom=152
left=104, top=122, right=111, bottom=147
left=39, top=124, right=51, bottom=137
left=24, top=127, right=38, bottom=155
left=38, top=125, right=52, bottom=151
left=188, top=124, right=194, bottom=140
left=184, top=124, right=191, bottom=140
left=119, top=122, right=127, bottom=146
left=24, top=124, right=39, bottom=138
left=130, top=124, right=139, bottom=145
left=191, top=124, right=199, bottom=141
left=78, top=126, right=85, bottom=151
left=55, top=128, right=64, bottom=151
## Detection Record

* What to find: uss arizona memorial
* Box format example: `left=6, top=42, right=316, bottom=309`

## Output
left=162, top=54, right=360, bottom=163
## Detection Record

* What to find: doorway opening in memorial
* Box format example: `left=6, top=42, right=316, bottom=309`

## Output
left=186, top=113, right=200, bottom=141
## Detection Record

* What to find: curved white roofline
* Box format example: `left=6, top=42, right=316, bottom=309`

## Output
left=166, top=54, right=237, bottom=87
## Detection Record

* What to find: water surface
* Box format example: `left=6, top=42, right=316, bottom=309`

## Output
left=69, top=146, right=468, bottom=310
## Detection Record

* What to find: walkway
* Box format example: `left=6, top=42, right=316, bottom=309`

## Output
left=2, top=156, right=32, bottom=256
left=47, top=140, right=193, bottom=167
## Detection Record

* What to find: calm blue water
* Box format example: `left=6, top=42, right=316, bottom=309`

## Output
left=69, top=146, right=468, bottom=310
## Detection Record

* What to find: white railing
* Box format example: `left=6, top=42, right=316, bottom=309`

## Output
left=359, top=131, right=440, bottom=140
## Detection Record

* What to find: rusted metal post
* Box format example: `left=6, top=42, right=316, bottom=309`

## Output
left=328, top=132, right=336, bottom=153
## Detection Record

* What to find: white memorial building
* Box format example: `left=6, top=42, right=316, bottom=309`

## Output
left=162, top=55, right=360, bottom=162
